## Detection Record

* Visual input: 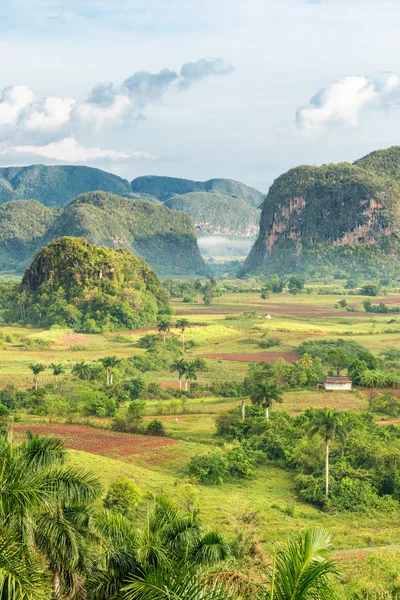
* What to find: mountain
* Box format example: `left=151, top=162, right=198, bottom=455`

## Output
left=44, top=191, right=207, bottom=276
left=0, top=192, right=207, bottom=277
left=131, top=175, right=265, bottom=207
left=131, top=175, right=264, bottom=236
left=164, top=192, right=259, bottom=236
left=0, top=165, right=265, bottom=237
left=241, top=147, right=400, bottom=278
left=0, top=200, right=59, bottom=272
left=0, top=165, right=132, bottom=207
left=15, top=237, right=168, bottom=332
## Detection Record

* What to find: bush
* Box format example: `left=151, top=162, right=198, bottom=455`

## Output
left=188, top=443, right=260, bottom=485
left=146, top=419, right=166, bottom=437
left=103, top=477, right=142, bottom=517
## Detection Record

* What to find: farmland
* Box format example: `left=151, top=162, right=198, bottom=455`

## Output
left=3, top=281, right=400, bottom=595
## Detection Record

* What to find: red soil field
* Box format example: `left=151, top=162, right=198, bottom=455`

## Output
left=201, top=351, right=301, bottom=363
left=13, top=423, right=178, bottom=459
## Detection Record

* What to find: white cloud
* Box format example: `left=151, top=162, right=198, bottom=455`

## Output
left=74, top=94, right=133, bottom=129
left=8, top=136, right=156, bottom=163
left=24, top=96, right=75, bottom=130
left=297, top=73, right=400, bottom=136
left=0, top=85, right=34, bottom=126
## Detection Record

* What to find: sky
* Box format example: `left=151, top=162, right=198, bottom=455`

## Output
left=1, top=0, right=400, bottom=191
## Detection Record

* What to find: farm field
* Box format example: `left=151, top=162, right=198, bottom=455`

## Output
left=4, top=283, right=400, bottom=594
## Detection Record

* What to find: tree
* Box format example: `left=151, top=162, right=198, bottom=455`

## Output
left=171, top=358, right=188, bottom=389
left=298, top=353, right=313, bottom=368
left=326, top=348, right=351, bottom=376
left=103, top=477, right=142, bottom=517
left=29, top=363, right=46, bottom=390
left=176, top=318, right=191, bottom=351
left=184, top=361, right=198, bottom=390
left=0, top=432, right=102, bottom=598
left=307, top=408, right=343, bottom=497
left=194, top=280, right=203, bottom=304
left=250, top=381, right=283, bottom=421
left=89, top=495, right=230, bottom=600
left=50, top=362, right=65, bottom=386
left=157, top=318, right=172, bottom=345
left=267, top=527, right=339, bottom=600
left=72, top=360, right=91, bottom=381
left=100, top=355, right=120, bottom=385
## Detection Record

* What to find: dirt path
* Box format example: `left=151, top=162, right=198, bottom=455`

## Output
left=201, top=351, right=301, bottom=363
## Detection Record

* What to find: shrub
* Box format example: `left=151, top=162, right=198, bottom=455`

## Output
left=146, top=419, right=166, bottom=437
left=188, top=443, right=259, bottom=485
left=103, top=477, right=142, bottom=517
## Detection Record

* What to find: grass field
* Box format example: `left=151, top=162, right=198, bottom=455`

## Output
left=4, top=285, right=400, bottom=593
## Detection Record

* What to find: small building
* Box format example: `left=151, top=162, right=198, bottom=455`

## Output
left=324, top=376, right=352, bottom=391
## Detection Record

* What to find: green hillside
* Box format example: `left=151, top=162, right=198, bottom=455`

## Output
left=0, top=165, right=132, bottom=207
left=0, top=200, right=59, bottom=272
left=131, top=175, right=265, bottom=207
left=0, top=192, right=207, bottom=277
left=45, top=191, right=207, bottom=276
left=164, top=191, right=260, bottom=236
left=10, top=237, right=168, bottom=331
left=242, top=147, right=400, bottom=278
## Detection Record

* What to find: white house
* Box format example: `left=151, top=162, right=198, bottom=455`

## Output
left=324, top=376, right=352, bottom=391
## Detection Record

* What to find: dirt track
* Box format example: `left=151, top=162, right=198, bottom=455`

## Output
left=201, top=351, right=301, bottom=363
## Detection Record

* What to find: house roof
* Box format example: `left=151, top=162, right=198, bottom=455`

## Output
left=324, top=377, right=352, bottom=384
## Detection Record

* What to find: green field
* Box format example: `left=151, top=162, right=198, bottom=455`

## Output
left=4, top=285, right=400, bottom=595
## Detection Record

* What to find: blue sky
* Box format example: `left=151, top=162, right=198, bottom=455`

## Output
left=1, top=0, right=400, bottom=191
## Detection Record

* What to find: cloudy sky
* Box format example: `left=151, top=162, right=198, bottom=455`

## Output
left=1, top=0, right=400, bottom=191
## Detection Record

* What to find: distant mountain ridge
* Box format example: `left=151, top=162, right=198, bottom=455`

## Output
left=0, top=192, right=207, bottom=277
left=0, top=165, right=265, bottom=237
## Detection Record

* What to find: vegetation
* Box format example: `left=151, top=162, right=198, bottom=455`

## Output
left=0, top=191, right=207, bottom=277
left=4, top=237, right=169, bottom=332
left=242, top=147, right=400, bottom=278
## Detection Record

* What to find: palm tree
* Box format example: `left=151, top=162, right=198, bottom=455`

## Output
left=0, top=525, right=48, bottom=599
left=29, top=363, right=46, bottom=390
left=171, top=358, right=188, bottom=389
left=100, top=355, right=120, bottom=385
left=184, top=361, right=198, bottom=391
left=89, top=496, right=230, bottom=600
left=50, top=362, right=65, bottom=386
left=299, top=353, right=313, bottom=368
left=175, top=318, right=191, bottom=351
left=72, top=361, right=91, bottom=381
left=307, top=408, right=343, bottom=497
left=267, top=527, right=339, bottom=600
left=157, top=318, right=172, bottom=345
left=250, top=381, right=283, bottom=421
left=0, top=432, right=102, bottom=598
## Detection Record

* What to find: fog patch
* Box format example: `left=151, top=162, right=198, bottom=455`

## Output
left=198, top=236, right=254, bottom=259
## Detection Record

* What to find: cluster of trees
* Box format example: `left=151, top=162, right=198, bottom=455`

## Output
left=0, top=430, right=345, bottom=600
left=162, top=277, right=219, bottom=305
left=214, top=406, right=400, bottom=513
left=297, top=338, right=400, bottom=390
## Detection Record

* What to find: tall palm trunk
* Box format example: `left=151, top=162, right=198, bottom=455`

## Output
left=241, top=399, right=245, bottom=420
left=179, top=378, right=182, bottom=389
left=265, top=406, right=269, bottom=422
left=325, top=438, right=329, bottom=497
left=182, top=330, right=185, bottom=351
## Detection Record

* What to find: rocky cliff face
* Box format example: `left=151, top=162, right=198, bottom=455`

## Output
left=242, top=152, right=400, bottom=278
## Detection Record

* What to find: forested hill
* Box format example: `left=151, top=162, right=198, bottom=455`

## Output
left=0, top=192, right=207, bottom=277
left=0, top=165, right=265, bottom=237
left=0, top=165, right=132, bottom=206
left=241, top=145, right=400, bottom=279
